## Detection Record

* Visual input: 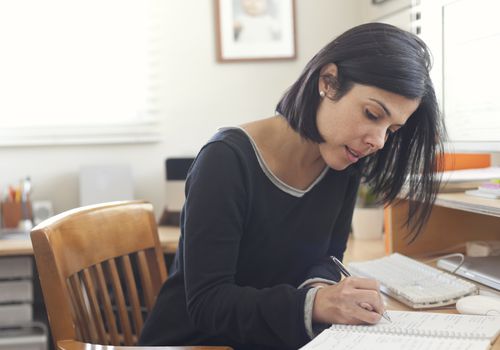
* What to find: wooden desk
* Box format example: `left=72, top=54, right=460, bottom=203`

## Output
left=0, top=226, right=385, bottom=258
left=157, top=225, right=181, bottom=254
left=58, top=340, right=232, bottom=350
left=0, top=226, right=181, bottom=257
left=343, top=236, right=386, bottom=263
left=0, top=237, right=33, bottom=256
left=2, top=230, right=498, bottom=348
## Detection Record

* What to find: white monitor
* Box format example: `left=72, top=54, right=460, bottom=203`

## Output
left=79, top=164, right=134, bottom=206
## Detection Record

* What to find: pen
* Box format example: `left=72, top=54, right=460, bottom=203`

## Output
left=330, top=256, right=392, bottom=323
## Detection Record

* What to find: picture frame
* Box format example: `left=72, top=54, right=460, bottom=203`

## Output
left=214, top=0, right=296, bottom=62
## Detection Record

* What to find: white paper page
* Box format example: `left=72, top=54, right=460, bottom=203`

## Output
left=332, top=311, right=500, bottom=339
left=300, top=330, right=489, bottom=350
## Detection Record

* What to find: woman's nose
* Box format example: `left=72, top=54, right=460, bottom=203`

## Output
left=365, top=128, right=386, bottom=151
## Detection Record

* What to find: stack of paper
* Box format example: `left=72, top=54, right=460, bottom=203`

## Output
left=439, top=167, right=500, bottom=193
left=465, top=181, right=500, bottom=199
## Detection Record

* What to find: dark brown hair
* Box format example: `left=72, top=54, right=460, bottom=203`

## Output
left=276, top=23, right=446, bottom=239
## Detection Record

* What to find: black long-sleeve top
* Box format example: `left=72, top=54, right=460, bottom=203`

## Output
left=139, top=127, right=361, bottom=349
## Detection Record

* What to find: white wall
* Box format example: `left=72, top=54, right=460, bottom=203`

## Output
left=0, top=1, right=363, bottom=218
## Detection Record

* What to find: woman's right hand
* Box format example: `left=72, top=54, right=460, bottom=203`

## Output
left=311, top=277, right=385, bottom=325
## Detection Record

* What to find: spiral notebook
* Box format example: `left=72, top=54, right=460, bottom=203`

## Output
left=301, top=311, right=500, bottom=350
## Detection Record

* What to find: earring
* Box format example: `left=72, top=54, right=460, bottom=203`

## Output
left=319, top=91, right=325, bottom=98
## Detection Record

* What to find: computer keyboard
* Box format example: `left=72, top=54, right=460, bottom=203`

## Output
left=348, top=253, right=479, bottom=308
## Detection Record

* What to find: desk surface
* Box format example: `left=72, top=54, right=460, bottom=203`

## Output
left=157, top=225, right=182, bottom=254
left=0, top=227, right=390, bottom=258
left=0, top=235, right=33, bottom=256
left=0, top=226, right=181, bottom=256
left=58, top=340, right=232, bottom=350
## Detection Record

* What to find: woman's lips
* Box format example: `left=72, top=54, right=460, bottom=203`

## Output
left=345, top=146, right=360, bottom=163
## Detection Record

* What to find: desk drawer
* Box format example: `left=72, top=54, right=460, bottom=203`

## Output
left=0, top=304, right=32, bottom=327
left=0, top=324, right=47, bottom=350
left=0, top=336, right=46, bottom=350
left=0, top=257, right=32, bottom=279
left=0, top=280, right=32, bottom=303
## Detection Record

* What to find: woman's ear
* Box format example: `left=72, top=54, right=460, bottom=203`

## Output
left=318, top=63, right=338, bottom=96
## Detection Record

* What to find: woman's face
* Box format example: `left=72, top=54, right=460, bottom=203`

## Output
left=241, top=0, right=268, bottom=16
left=316, top=65, right=420, bottom=171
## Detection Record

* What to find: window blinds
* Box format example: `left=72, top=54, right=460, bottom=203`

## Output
left=0, top=0, right=162, bottom=146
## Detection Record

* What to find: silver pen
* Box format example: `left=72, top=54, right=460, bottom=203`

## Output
left=330, top=256, right=392, bottom=323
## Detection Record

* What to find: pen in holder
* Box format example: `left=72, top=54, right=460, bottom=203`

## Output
left=1, top=177, right=33, bottom=230
left=18, top=177, right=33, bottom=231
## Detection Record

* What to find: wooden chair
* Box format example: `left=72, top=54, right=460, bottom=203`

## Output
left=31, top=201, right=231, bottom=350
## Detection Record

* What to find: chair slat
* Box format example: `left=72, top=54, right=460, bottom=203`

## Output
left=137, top=250, right=155, bottom=311
left=120, top=255, right=144, bottom=335
left=145, top=248, right=168, bottom=303
left=66, top=277, right=85, bottom=341
left=68, top=274, right=96, bottom=342
left=82, top=268, right=108, bottom=344
left=94, top=263, right=121, bottom=345
left=107, top=258, right=134, bottom=345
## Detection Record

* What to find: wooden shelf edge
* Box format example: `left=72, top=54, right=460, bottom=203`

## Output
left=436, top=193, right=500, bottom=218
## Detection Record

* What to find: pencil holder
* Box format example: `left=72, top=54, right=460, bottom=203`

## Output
left=1, top=201, right=32, bottom=229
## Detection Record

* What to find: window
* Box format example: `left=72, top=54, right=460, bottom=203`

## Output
left=419, top=0, right=500, bottom=152
left=0, top=0, right=162, bottom=146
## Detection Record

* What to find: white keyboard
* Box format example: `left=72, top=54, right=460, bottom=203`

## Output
left=348, top=253, right=479, bottom=308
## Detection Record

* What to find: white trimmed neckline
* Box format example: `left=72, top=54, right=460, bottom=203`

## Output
left=219, top=126, right=329, bottom=198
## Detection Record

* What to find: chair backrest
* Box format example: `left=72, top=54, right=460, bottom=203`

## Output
left=31, top=201, right=168, bottom=347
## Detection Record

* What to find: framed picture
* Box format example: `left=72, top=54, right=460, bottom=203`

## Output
left=214, top=0, right=296, bottom=62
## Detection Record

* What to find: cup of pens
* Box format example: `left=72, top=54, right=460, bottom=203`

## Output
left=1, top=177, right=33, bottom=231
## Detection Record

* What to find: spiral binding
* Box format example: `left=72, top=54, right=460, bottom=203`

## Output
left=329, top=324, right=487, bottom=339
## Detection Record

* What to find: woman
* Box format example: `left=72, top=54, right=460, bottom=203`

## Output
left=139, top=23, right=445, bottom=349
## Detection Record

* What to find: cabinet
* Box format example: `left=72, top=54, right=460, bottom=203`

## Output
left=385, top=193, right=500, bottom=256
left=0, top=256, right=47, bottom=350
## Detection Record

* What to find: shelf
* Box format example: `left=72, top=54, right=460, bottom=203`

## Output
left=435, top=192, right=500, bottom=218
left=386, top=193, right=500, bottom=256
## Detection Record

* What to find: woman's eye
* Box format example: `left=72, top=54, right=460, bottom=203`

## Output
left=365, top=110, right=378, bottom=121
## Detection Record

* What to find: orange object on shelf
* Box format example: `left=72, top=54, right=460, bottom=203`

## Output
left=440, top=153, right=491, bottom=171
